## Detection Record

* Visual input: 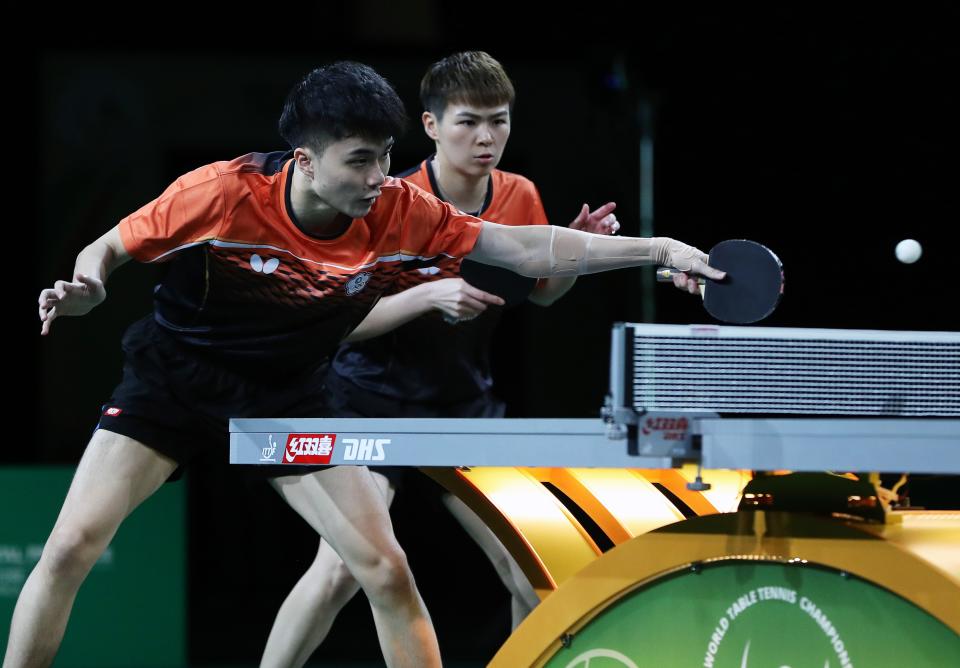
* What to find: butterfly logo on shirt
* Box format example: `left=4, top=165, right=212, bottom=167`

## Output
left=250, top=254, right=280, bottom=274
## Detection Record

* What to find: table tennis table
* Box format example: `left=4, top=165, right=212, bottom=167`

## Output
left=231, top=323, right=960, bottom=473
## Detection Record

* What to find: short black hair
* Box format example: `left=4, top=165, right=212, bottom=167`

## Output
left=420, top=51, right=515, bottom=120
left=279, top=61, right=407, bottom=152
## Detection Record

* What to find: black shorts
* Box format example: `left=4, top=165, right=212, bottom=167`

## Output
left=324, top=369, right=506, bottom=487
left=96, top=316, right=333, bottom=480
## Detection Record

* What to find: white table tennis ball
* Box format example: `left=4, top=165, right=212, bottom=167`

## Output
left=895, top=238, right=922, bottom=264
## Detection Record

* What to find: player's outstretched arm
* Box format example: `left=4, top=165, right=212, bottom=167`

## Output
left=468, top=222, right=725, bottom=285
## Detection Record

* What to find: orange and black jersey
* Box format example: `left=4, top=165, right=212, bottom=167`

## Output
left=118, top=151, right=481, bottom=378
left=385, top=157, right=548, bottom=293
left=333, top=157, right=549, bottom=403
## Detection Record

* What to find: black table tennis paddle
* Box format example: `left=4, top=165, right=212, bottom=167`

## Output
left=657, top=239, right=784, bottom=324
left=459, top=259, right=537, bottom=307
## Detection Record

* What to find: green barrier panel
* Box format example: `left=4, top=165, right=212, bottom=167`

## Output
left=0, top=467, right=185, bottom=667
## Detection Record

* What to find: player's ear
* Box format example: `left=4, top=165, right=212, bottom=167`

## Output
left=294, top=147, right=315, bottom=179
left=422, top=111, right=439, bottom=141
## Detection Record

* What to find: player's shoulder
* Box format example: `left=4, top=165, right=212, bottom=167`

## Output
left=170, top=151, right=289, bottom=192
left=215, top=151, right=290, bottom=178
left=381, top=175, right=435, bottom=202
left=393, top=159, right=431, bottom=193
left=492, top=168, right=539, bottom=195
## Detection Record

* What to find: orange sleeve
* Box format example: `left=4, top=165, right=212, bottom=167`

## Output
left=118, top=163, right=226, bottom=262
left=399, top=183, right=483, bottom=259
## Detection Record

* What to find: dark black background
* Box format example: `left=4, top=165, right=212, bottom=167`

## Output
left=15, top=3, right=960, bottom=665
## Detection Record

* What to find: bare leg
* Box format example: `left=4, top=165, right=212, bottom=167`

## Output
left=3, top=430, right=177, bottom=668
left=260, top=471, right=395, bottom=668
left=268, top=468, right=438, bottom=668
left=441, top=492, right=539, bottom=629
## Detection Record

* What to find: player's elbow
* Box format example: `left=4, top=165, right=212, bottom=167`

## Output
left=526, top=293, right=553, bottom=307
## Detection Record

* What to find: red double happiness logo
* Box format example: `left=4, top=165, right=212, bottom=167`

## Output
left=641, top=417, right=688, bottom=440
left=284, top=434, right=336, bottom=464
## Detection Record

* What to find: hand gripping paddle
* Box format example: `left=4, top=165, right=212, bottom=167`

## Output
left=657, top=239, right=784, bottom=324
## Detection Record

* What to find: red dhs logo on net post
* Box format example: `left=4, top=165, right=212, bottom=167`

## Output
left=284, top=434, right=336, bottom=464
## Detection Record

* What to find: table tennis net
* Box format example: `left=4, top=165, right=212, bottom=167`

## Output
left=624, top=324, right=960, bottom=416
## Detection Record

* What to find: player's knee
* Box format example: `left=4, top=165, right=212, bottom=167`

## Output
left=359, top=545, right=414, bottom=606
left=41, top=525, right=108, bottom=582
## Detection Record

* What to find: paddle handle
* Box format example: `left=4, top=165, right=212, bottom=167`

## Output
left=655, top=267, right=706, bottom=297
